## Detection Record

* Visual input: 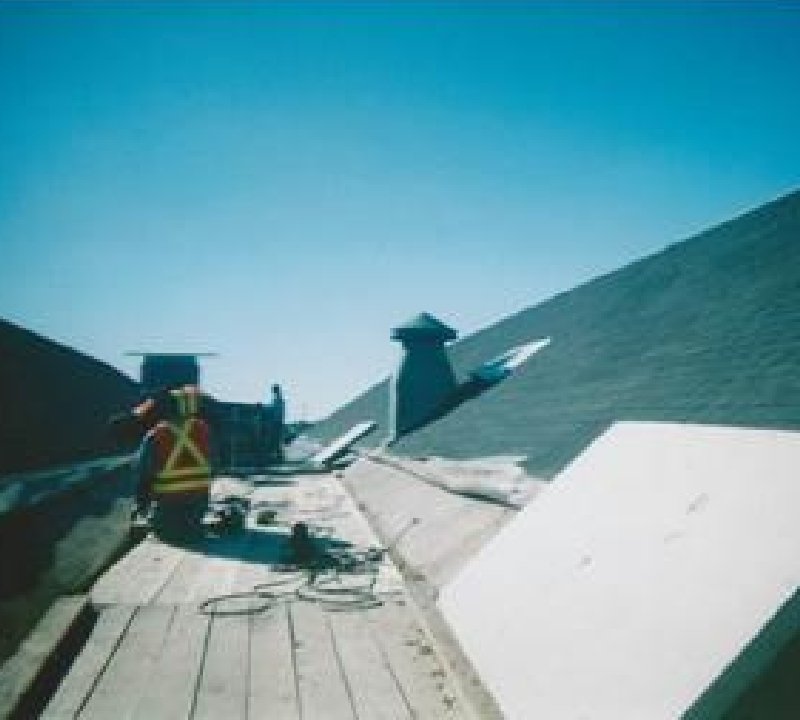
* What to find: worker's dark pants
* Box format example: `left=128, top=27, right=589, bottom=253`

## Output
left=152, top=493, right=208, bottom=541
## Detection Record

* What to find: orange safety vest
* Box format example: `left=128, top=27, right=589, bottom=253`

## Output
left=151, top=418, right=211, bottom=498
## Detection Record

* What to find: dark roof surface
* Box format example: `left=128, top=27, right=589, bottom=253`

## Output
left=0, top=319, right=140, bottom=473
left=312, top=190, right=800, bottom=478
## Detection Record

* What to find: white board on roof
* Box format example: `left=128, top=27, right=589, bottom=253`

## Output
left=440, top=422, right=800, bottom=719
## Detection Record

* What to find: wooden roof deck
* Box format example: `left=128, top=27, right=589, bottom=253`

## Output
left=42, top=475, right=468, bottom=719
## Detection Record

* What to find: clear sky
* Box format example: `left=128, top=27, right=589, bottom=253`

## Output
left=1, top=2, right=798, bottom=419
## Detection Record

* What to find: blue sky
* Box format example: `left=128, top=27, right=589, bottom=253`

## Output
left=2, top=2, right=798, bottom=419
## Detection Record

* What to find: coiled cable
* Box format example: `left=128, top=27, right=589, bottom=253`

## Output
left=198, top=547, right=399, bottom=616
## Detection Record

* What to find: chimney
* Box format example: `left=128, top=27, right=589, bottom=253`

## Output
left=389, top=312, right=458, bottom=441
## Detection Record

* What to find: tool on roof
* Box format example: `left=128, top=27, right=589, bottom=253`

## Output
left=309, top=421, right=377, bottom=468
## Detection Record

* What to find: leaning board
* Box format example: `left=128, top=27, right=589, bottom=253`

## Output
left=439, top=422, right=800, bottom=720
left=310, top=422, right=377, bottom=466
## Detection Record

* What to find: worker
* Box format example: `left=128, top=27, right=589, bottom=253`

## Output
left=110, top=383, right=223, bottom=449
left=135, top=385, right=213, bottom=539
left=263, top=383, right=286, bottom=463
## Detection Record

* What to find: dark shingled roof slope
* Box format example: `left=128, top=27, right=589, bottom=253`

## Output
left=0, top=319, right=140, bottom=473
left=312, top=190, right=800, bottom=478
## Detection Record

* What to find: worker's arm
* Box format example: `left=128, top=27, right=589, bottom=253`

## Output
left=108, top=411, right=146, bottom=448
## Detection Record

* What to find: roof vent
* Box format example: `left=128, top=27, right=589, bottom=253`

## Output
left=389, top=313, right=458, bottom=441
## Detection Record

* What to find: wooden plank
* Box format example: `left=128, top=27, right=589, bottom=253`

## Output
left=192, top=614, right=250, bottom=720
left=248, top=603, right=299, bottom=719
left=192, top=531, right=257, bottom=602
left=200, top=528, right=276, bottom=599
left=229, top=526, right=303, bottom=598
left=289, top=477, right=349, bottom=526
left=366, top=600, right=465, bottom=719
left=129, top=605, right=210, bottom=720
left=153, top=533, right=249, bottom=605
left=41, top=606, right=136, bottom=720
left=181, top=552, right=246, bottom=605
left=77, top=605, right=176, bottom=719
left=151, top=549, right=227, bottom=605
left=328, top=609, right=413, bottom=720
left=92, top=537, right=186, bottom=607
left=290, top=601, right=356, bottom=720
left=150, top=548, right=208, bottom=604
left=229, top=548, right=278, bottom=597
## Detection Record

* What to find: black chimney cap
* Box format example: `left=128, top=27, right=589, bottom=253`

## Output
left=391, top=313, right=457, bottom=342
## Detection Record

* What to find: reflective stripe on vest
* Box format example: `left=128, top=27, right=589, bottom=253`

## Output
left=153, top=420, right=210, bottom=495
left=153, top=477, right=209, bottom=494
left=171, top=388, right=199, bottom=418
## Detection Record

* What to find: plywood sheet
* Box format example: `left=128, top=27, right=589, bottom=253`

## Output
left=440, top=423, right=800, bottom=719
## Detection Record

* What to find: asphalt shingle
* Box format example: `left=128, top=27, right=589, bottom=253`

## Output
left=313, top=190, right=800, bottom=478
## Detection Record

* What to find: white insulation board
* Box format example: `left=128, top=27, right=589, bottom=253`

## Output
left=439, top=422, right=800, bottom=720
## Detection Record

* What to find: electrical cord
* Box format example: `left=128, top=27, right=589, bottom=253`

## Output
left=197, top=546, right=400, bottom=617
left=199, top=493, right=418, bottom=616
